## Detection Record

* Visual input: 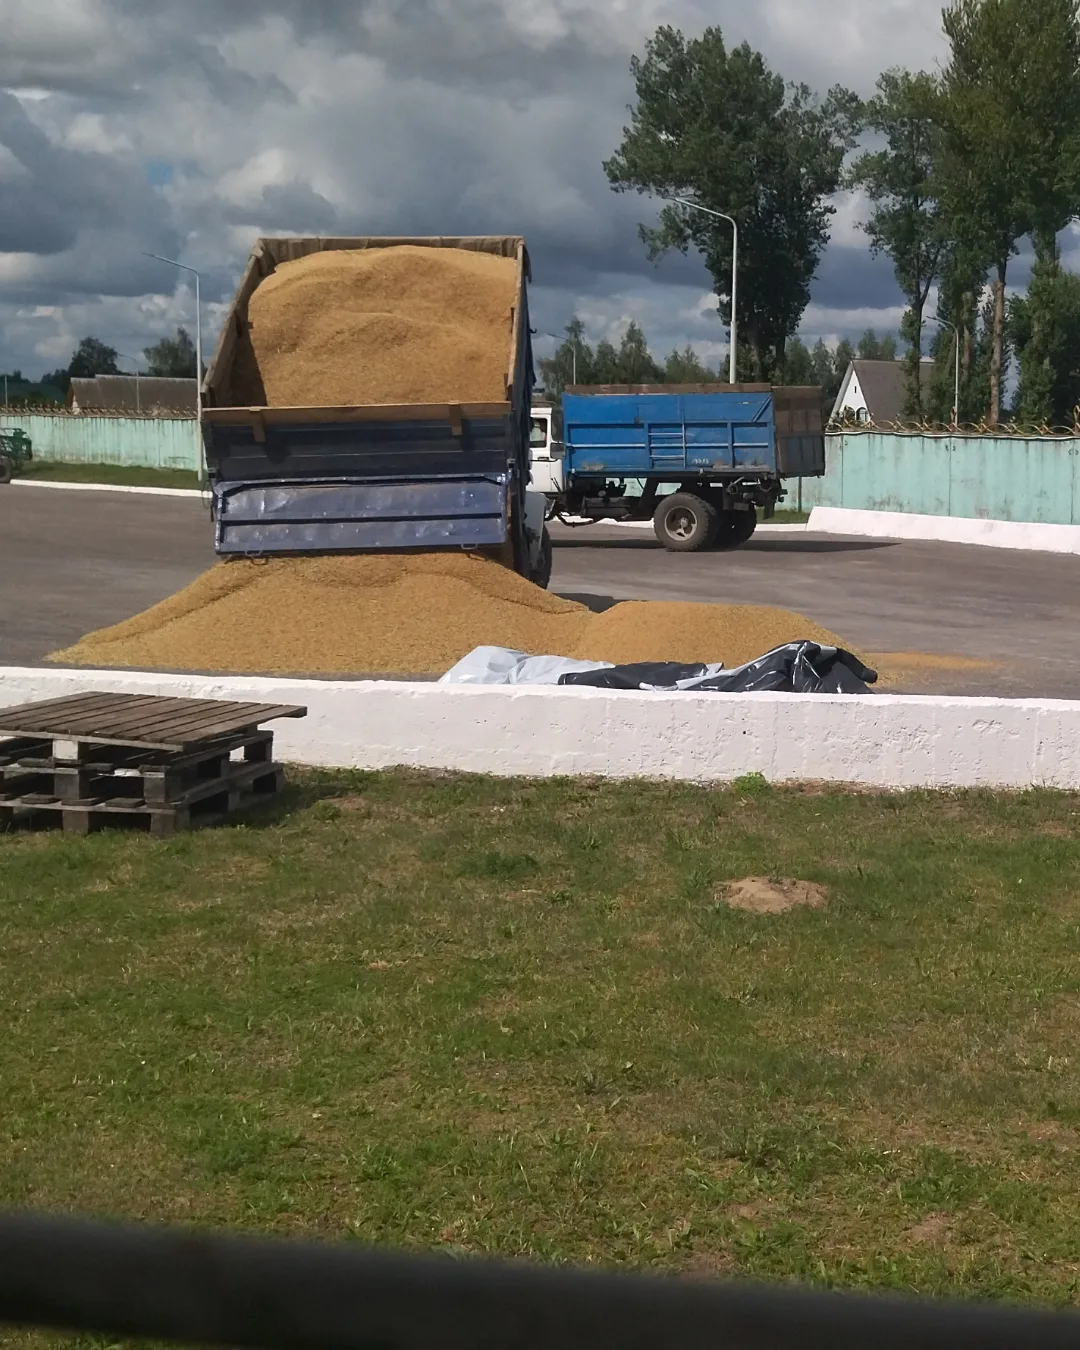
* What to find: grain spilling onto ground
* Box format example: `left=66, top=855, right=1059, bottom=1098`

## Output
left=234, top=247, right=519, bottom=407
left=52, top=554, right=858, bottom=676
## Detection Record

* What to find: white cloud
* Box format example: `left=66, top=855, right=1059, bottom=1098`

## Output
left=0, top=0, right=954, bottom=374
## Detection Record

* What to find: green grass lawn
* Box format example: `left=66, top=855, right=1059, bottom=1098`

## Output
left=18, top=460, right=201, bottom=490
left=3, top=771, right=1080, bottom=1346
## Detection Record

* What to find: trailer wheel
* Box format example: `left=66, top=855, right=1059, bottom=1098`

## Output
left=0, top=455, right=12, bottom=485
left=710, top=509, right=758, bottom=551
left=653, top=492, right=717, bottom=552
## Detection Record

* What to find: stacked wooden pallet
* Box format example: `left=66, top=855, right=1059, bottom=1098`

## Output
left=0, top=693, right=307, bottom=836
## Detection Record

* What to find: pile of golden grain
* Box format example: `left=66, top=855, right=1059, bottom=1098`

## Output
left=232, top=246, right=518, bottom=407
left=52, top=554, right=855, bottom=677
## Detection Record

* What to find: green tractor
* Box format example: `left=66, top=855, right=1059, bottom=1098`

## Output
left=0, top=428, right=32, bottom=484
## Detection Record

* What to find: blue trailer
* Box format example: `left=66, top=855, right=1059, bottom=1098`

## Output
left=528, top=384, right=825, bottom=552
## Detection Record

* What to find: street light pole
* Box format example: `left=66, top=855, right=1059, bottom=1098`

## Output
left=933, top=316, right=961, bottom=426
left=144, top=253, right=204, bottom=483
left=673, top=197, right=738, bottom=385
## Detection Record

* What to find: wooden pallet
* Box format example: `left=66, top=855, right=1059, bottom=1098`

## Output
left=0, top=764, right=286, bottom=837
left=0, top=692, right=306, bottom=836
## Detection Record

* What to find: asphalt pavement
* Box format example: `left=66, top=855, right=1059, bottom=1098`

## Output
left=3, top=484, right=1078, bottom=698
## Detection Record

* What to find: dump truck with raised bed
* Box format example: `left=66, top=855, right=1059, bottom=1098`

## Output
left=202, top=236, right=551, bottom=586
left=528, top=384, right=825, bottom=552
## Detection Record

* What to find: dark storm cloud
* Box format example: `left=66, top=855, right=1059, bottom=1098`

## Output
left=0, top=0, right=949, bottom=373
left=810, top=246, right=905, bottom=312
left=0, top=90, right=177, bottom=259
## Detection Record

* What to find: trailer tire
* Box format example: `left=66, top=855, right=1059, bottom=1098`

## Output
left=0, top=455, right=12, bottom=485
left=653, top=492, right=718, bottom=552
left=711, top=509, right=758, bottom=551
left=530, top=527, right=553, bottom=590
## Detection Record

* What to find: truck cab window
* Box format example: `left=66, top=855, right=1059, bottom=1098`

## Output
left=529, top=420, right=548, bottom=449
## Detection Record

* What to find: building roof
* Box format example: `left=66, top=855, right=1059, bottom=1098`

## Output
left=832, top=359, right=934, bottom=425
left=68, top=375, right=197, bottom=415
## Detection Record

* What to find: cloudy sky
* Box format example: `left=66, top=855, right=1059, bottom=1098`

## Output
left=2, top=0, right=967, bottom=379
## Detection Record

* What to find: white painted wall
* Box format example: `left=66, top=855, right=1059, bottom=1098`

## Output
left=3, top=666, right=1080, bottom=790
left=809, top=507, right=1080, bottom=555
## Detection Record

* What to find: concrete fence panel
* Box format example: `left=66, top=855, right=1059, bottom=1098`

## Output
left=801, top=432, right=1080, bottom=525
left=2, top=413, right=200, bottom=471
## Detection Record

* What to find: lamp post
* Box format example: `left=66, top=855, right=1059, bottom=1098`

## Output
left=673, top=197, right=738, bottom=385
left=933, top=315, right=961, bottom=426
left=143, top=253, right=204, bottom=483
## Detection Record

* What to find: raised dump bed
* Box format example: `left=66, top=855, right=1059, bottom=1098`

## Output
left=202, top=236, right=535, bottom=565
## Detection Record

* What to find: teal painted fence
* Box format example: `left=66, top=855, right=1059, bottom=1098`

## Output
left=6, top=415, right=1080, bottom=524
left=1, top=413, right=200, bottom=472
left=799, top=432, right=1080, bottom=525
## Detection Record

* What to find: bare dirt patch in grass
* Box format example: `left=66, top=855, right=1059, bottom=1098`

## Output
left=720, top=877, right=829, bottom=914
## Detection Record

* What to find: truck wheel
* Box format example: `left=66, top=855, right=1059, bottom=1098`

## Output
left=653, top=493, right=718, bottom=552
left=730, top=510, right=757, bottom=545
left=530, top=527, right=553, bottom=590
left=712, top=509, right=758, bottom=550
left=0, top=455, right=12, bottom=485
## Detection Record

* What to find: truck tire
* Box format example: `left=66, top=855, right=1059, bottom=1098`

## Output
left=653, top=492, right=718, bottom=552
left=0, top=455, right=12, bottom=485
left=530, top=526, right=553, bottom=590
left=711, top=509, right=758, bottom=551
left=731, top=510, right=757, bottom=544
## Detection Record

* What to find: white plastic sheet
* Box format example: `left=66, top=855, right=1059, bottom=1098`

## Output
left=439, top=646, right=614, bottom=686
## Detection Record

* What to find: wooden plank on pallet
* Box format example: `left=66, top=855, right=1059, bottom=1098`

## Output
left=81, top=699, right=302, bottom=744
left=0, top=693, right=122, bottom=725
left=0, top=694, right=305, bottom=752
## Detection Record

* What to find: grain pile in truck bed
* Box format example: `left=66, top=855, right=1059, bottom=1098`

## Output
left=231, top=246, right=519, bottom=407
left=51, top=555, right=857, bottom=676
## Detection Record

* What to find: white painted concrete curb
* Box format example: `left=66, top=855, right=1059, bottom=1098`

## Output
left=3, top=665, right=1080, bottom=790
left=809, top=506, right=1080, bottom=554
left=12, top=479, right=205, bottom=499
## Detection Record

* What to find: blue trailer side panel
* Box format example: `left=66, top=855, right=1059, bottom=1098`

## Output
left=562, top=390, right=778, bottom=478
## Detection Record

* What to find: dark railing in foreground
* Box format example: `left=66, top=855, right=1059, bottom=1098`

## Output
left=0, top=1211, right=1078, bottom=1350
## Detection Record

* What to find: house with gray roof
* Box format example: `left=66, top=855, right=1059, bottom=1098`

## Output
left=68, top=376, right=197, bottom=415
left=831, top=359, right=934, bottom=425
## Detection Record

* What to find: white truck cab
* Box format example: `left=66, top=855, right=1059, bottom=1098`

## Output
left=528, top=399, right=564, bottom=498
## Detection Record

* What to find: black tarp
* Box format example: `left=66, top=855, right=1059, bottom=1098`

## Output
left=558, top=643, right=877, bottom=695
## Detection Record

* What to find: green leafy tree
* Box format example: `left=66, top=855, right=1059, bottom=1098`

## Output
left=856, top=329, right=899, bottom=361
left=663, top=346, right=716, bottom=381
left=925, top=239, right=988, bottom=423
left=67, top=336, right=119, bottom=379
left=938, top=0, right=1080, bottom=426
left=849, top=70, right=943, bottom=418
left=817, top=338, right=856, bottom=407
left=591, top=339, right=621, bottom=384
left=604, top=25, right=859, bottom=381
left=780, top=336, right=816, bottom=384
left=538, top=319, right=594, bottom=398
left=143, top=326, right=198, bottom=378
left=614, top=320, right=661, bottom=383
left=1009, top=247, right=1080, bottom=425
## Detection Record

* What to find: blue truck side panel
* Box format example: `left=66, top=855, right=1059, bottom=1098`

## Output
left=562, top=389, right=779, bottom=478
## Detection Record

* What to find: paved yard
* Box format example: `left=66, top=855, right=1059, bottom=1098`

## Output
left=3, top=484, right=1078, bottom=697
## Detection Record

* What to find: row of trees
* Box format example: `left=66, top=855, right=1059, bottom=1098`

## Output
left=600, top=0, right=1080, bottom=428
left=2, top=328, right=200, bottom=406
left=539, top=321, right=896, bottom=406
